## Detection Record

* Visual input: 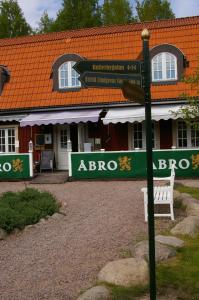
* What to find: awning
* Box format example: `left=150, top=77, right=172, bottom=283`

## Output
left=102, top=104, right=185, bottom=124
left=20, top=109, right=101, bottom=127
left=0, top=114, right=27, bottom=122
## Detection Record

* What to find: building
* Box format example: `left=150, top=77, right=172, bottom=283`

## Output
left=0, top=16, right=198, bottom=170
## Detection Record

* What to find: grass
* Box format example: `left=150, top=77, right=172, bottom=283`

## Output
left=0, top=188, right=60, bottom=233
left=157, top=184, right=199, bottom=299
left=157, top=235, right=199, bottom=299
left=175, top=184, right=199, bottom=200
left=105, top=283, right=148, bottom=300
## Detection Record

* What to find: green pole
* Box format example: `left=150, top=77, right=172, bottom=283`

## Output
left=141, top=29, right=156, bottom=300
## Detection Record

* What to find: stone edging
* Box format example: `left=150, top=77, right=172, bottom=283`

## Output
left=77, top=190, right=199, bottom=300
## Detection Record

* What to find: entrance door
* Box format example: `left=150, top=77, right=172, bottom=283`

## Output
left=159, top=120, right=173, bottom=149
left=57, top=125, right=70, bottom=170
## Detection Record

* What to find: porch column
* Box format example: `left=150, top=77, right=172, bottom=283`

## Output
left=77, top=123, right=84, bottom=152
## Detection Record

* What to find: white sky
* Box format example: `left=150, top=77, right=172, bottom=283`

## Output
left=17, top=0, right=199, bottom=28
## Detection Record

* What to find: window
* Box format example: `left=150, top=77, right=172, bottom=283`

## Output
left=152, top=53, right=177, bottom=82
left=177, top=121, right=199, bottom=148
left=191, top=125, right=199, bottom=147
left=60, top=129, right=67, bottom=148
left=134, top=123, right=143, bottom=148
left=133, top=122, right=155, bottom=149
left=59, top=61, right=80, bottom=89
left=150, top=44, right=185, bottom=84
left=0, top=65, right=10, bottom=95
left=0, top=128, right=15, bottom=153
left=52, top=54, right=83, bottom=92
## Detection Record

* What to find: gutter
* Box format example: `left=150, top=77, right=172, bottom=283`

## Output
left=0, top=98, right=198, bottom=116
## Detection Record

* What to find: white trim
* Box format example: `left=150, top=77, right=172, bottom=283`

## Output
left=58, top=61, right=81, bottom=89
left=0, top=125, right=18, bottom=153
left=68, top=151, right=72, bottom=177
left=71, top=148, right=199, bottom=154
left=29, top=152, right=33, bottom=177
left=177, top=120, right=199, bottom=148
left=130, top=121, right=156, bottom=150
left=151, top=52, right=177, bottom=82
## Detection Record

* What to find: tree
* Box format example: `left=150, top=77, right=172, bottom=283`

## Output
left=101, top=0, right=135, bottom=26
left=136, top=0, right=175, bottom=22
left=51, top=0, right=102, bottom=32
left=0, top=0, right=31, bottom=38
left=174, top=67, right=199, bottom=129
left=36, top=10, right=54, bottom=34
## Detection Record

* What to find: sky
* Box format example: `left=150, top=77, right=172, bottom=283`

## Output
left=17, top=0, right=199, bottom=29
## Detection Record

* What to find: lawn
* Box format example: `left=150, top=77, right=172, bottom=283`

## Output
left=157, top=184, right=199, bottom=299
left=0, top=187, right=60, bottom=233
left=175, top=184, right=199, bottom=201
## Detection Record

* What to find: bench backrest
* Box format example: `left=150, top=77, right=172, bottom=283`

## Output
left=169, top=164, right=175, bottom=188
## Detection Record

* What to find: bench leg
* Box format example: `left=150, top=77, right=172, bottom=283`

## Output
left=144, top=200, right=148, bottom=222
left=170, top=203, right=174, bottom=220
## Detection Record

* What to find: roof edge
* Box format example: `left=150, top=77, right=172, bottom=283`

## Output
left=0, top=15, right=198, bottom=47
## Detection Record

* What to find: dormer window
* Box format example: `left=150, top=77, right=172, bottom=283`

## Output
left=52, top=54, right=83, bottom=92
left=152, top=53, right=177, bottom=82
left=150, top=44, right=185, bottom=85
left=0, top=65, right=10, bottom=95
left=59, top=61, right=81, bottom=89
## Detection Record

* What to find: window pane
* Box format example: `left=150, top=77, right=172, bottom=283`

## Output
left=8, top=128, right=15, bottom=152
left=165, top=53, right=176, bottom=80
left=0, top=129, right=6, bottom=152
left=60, top=129, right=67, bottom=148
left=71, top=62, right=81, bottom=87
left=59, top=63, right=68, bottom=88
left=177, top=121, right=187, bottom=148
left=134, top=123, right=143, bottom=148
left=152, top=54, right=163, bottom=81
left=191, top=125, right=199, bottom=147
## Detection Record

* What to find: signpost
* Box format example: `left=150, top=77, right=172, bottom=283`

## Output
left=122, top=81, right=145, bottom=104
left=74, top=60, right=141, bottom=74
left=73, top=29, right=157, bottom=300
left=141, top=29, right=156, bottom=300
left=79, top=72, right=142, bottom=89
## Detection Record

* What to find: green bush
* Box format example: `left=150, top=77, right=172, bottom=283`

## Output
left=0, top=188, right=60, bottom=233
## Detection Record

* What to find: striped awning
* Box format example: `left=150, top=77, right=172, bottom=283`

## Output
left=20, top=109, right=101, bottom=127
left=102, top=104, right=185, bottom=124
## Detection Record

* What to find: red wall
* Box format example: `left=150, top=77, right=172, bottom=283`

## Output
left=102, top=123, right=128, bottom=151
left=18, top=126, right=41, bottom=161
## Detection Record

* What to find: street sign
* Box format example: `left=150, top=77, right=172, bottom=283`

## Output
left=74, top=60, right=141, bottom=75
left=122, top=80, right=145, bottom=104
left=79, top=72, right=142, bottom=88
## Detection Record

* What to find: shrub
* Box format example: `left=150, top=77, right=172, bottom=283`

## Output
left=0, top=188, right=60, bottom=233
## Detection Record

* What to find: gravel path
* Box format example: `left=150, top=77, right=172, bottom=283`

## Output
left=0, top=180, right=148, bottom=300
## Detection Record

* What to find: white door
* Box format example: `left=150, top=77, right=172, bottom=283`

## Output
left=57, top=125, right=70, bottom=170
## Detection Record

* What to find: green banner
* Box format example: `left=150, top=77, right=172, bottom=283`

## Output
left=70, top=149, right=199, bottom=179
left=0, top=154, right=31, bottom=179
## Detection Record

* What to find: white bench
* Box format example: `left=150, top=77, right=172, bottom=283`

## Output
left=141, top=166, right=175, bottom=222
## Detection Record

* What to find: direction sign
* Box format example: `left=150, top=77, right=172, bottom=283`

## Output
left=79, top=72, right=142, bottom=89
left=74, top=60, right=141, bottom=75
left=122, top=80, right=145, bottom=104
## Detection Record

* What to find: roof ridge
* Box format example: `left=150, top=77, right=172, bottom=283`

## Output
left=0, top=15, right=198, bottom=47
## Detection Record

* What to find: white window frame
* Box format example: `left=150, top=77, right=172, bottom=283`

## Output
left=152, top=52, right=177, bottom=82
left=58, top=61, right=81, bottom=89
left=0, top=126, right=18, bottom=153
left=130, top=122, right=157, bottom=150
left=177, top=120, right=199, bottom=148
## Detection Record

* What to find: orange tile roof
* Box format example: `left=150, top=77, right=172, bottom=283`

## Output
left=0, top=16, right=198, bottom=112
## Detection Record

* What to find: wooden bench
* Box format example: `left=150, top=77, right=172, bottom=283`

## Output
left=141, top=166, right=175, bottom=222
